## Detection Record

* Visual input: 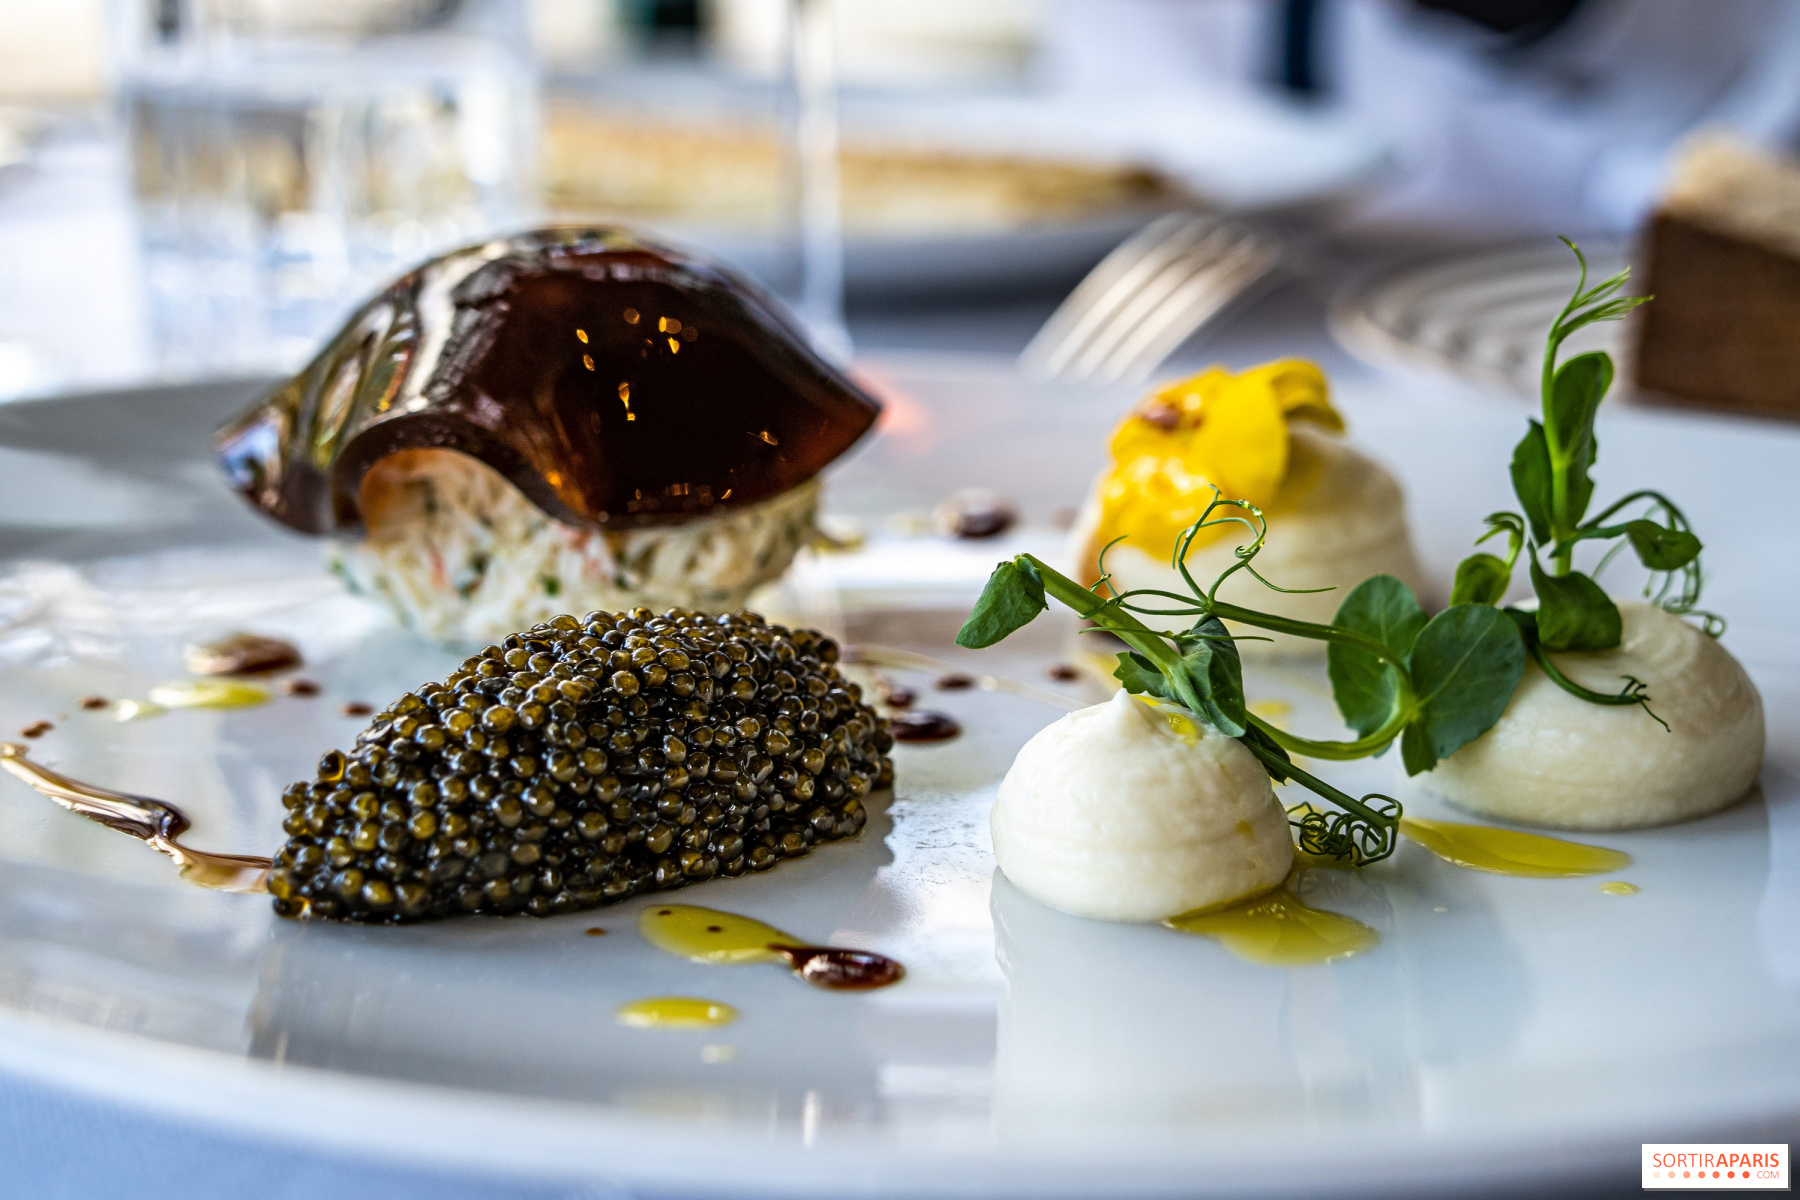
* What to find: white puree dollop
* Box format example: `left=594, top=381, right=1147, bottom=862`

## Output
left=1076, top=429, right=1424, bottom=656
left=1426, top=601, right=1764, bottom=830
left=991, top=690, right=1294, bottom=921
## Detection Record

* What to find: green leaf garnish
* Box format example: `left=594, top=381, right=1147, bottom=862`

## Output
left=1401, top=604, right=1528, bottom=774
left=1174, top=615, right=1248, bottom=737
left=1113, top=619, right=1247, bottom=736
left=1510, top=422, right=1555, bottom=545
left=1450, top=554, right=1512, bottom=606
left=955, top=559, right=1046, bottom=648
left=1327, top=574, right=1426, bottom=740
left=1624, top=519, right=1702, bottom=571
left=1451, top=512, right=1526, bottom=607
left=1528, top=558, right=1621, bottom=651
left=1545, top=350, right=1611, bottom=527
left=1113, top=650, right=1183, bottom=704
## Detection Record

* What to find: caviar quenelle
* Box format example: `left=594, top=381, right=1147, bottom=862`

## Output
left=266, top=607, right=893, bottom=923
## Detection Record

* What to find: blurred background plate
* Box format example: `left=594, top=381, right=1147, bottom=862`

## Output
left=1327, top=240, right=1633, bottom=400
left=546, top=88, right=1392, bottom=298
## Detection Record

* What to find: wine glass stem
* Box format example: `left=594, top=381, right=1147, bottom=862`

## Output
left=788, top=0, right=849, bottom=358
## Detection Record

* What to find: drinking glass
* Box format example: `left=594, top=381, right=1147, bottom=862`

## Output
left=115, top=0, right=537, bottom=375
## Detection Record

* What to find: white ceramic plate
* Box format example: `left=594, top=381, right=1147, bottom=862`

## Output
left=1328, top=242, right=1634, bottom=401
left=0, top=356, right=1797, bottom=1197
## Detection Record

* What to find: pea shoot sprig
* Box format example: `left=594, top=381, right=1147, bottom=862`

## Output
left=956, top=237, right=1707, bottom=869
left=957, top=493, right=1530, bottom=866
left=1447, top=238, right=1711, bottom=724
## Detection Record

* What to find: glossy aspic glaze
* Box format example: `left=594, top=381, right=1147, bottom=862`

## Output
left=216, top=227, right=881, bottom=536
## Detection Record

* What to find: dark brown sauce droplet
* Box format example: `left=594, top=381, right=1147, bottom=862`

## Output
left=1046, top=663, right=1080, bottom=682
left=79, top=695, right=109, bottom=710
left=882, top=686, right=916, bottom=709
left=933, top=488, right=1018, bottom=540
left=0, top=744, right=270, bottom=892
left=1139, top=401, right=1182, bottom=431
left=585, top=926, right=607, bottom=936
left=20, top=721, right=51, bottom=739
left=770, top=944, right=906, bottom=991
left=340, top=701, right=373, bottom=717
left=282, top=679, right=321, bottom=697
left=186, top=633, right=303, bottom=676
left=935, top=673, right=975, bottom=691
left=888, top=710, right=961, bottom=742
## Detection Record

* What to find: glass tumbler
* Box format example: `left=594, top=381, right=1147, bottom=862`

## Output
left=116, top=0, right=538, bottom=375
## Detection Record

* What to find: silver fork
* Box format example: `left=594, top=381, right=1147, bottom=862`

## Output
left=1018, top=212, right=1281, bottom=384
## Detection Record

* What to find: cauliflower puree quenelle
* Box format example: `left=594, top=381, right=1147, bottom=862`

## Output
left=1426, top=602, right=1764, bottom=830
left=991, top=690, right=1294, bottom=922
left=1072, top=360, right=1423, bottom=656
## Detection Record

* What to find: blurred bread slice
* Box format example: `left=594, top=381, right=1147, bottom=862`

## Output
left=542, top=102, right=1176, bottom=235
left=1636, top=135, right=1800, bottom=418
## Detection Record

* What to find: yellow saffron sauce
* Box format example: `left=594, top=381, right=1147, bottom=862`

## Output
left=1598, top=881, right=1640, bottom=895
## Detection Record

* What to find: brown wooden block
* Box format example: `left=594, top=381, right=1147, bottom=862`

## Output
left=1634, top=211, right=1800, bottom=419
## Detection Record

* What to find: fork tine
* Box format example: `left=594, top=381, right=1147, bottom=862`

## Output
left=1066, top=224, right=1245, bottom=379
left=1024, top=216, right=1217, bottom=379
left=1097, top=235, right=1280, bottom=382
left=1018, top=213, right=1221, bottom=379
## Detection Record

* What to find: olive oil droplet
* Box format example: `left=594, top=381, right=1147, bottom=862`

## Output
left=639, top=904, right=904, bottom=990
left=641, top=905, right=790, bottom=965
left=1399, top=817, right=1630, bottom=877
left=147, top=678, right=271, bottom=710
left=114, top=699, right=167, bottom=722
left=1132, top=694, right=1199, bottom=745
left=616, top=996, right=738, bottom=1029
left=1598, top=880, right=1639, bottom=895
left=1166, top=888, right=1379, bottom=966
